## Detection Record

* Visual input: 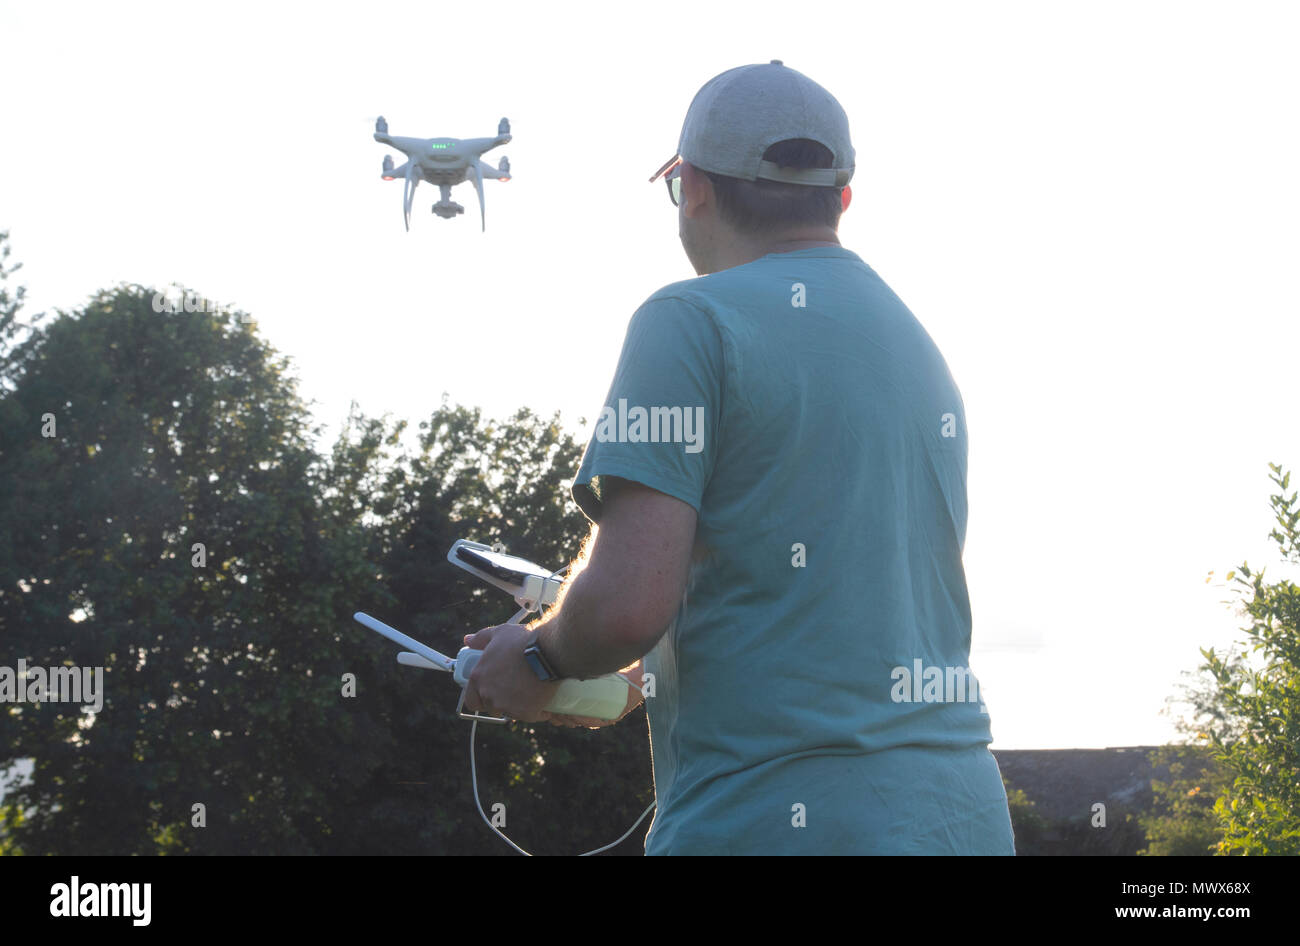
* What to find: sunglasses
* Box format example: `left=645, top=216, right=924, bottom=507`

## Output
left=649, top=154, right=684, bottom=207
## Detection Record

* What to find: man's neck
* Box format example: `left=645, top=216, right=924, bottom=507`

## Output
left=764, top=237, right=841, bottom=254
left=714, top=228, right=842, bottom=272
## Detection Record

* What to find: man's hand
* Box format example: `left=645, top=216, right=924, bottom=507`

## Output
left=461, top=623, right=559, bottom=723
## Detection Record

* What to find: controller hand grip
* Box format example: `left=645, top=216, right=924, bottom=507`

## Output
left=454, top=646, right=632, bottom=720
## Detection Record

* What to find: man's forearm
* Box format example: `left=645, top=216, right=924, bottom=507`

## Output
left=534, top=562, right=650, bottom=679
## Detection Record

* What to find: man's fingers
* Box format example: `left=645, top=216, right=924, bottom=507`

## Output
left=463, top=676, right=493, bottom=714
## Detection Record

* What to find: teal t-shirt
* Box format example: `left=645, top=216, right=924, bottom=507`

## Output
left=572, top=246, right=1014, bottom=855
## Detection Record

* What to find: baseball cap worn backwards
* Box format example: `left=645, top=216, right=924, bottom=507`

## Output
left=649, top=59, right=855, bottom=188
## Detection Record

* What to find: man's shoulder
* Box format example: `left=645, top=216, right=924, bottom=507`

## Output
left=639, top=277, right=714, bottom=312
left=626, top=280, right=721, bottom=339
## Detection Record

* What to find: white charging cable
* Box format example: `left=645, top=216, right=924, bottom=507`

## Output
left=469, top=716, right=656, bottom=855
left=465, top=558, right=656, bottom=855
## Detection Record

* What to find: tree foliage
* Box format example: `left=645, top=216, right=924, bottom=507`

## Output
left=1192, top=464, right=1300, bottom=855
left=0, top=270, right=651, bottom=855
left=0, top=230, right=37, bottom=371
left=1003, top=777, right=1046, bottom=852
left=1136, top=744, right=1229, bottom=856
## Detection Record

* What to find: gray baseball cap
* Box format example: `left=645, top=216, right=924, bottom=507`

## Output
left=649, top=60, right=855, bottom=188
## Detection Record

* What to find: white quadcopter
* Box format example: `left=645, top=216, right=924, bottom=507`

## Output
left=373, top=116, right=512, bottom=232
left=355, top=540, right=655, bottom=855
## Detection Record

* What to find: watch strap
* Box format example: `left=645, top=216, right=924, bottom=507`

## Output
left=523, top=630, right=561, bottom=681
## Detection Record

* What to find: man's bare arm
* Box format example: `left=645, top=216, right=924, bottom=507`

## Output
left=535, top=477, right=697, bottom=680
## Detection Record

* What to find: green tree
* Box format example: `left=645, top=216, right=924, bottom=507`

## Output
left=1197, top=464, right=1300, bottom=855
left=1137, top=744, right=1229, bottom=856
left=1139, top=647, right=1241, bottom=856
left=1003, top=777, right=1047, bottom=853
left=0, top=283, right=382, bottom=853
left=0, top=231, right=30, bottom=852
left=0, top=230, right=43, bottom=371
left=0, top=278, right=653, bottom=854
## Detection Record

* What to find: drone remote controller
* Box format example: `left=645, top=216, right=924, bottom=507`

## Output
left=354, top=611, right=631, bottom=722
left=353, top=538, right=657, bottom=855
left=452, top=646, right=631, bottom=719
left=354, top=540, right=633, bottom=722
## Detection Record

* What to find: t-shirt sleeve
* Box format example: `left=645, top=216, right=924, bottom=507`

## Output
left=571, top=295, right=724, bottom=523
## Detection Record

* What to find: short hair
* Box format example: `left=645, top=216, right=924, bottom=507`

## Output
left=702, top=138, right=844, bottom=234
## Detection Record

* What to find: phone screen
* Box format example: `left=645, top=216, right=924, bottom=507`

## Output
left=455, top=546, right=553, bottom=587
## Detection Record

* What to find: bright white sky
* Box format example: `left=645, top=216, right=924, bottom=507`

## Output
left=1, top=0, right=1297, bottom=751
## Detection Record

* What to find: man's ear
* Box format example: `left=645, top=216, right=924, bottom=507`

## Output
left=841, top=184, right=852, bottom=213
left=680, top=162, right=712, bottom=218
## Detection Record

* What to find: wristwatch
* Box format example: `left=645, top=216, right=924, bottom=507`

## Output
left=523, top=630, right=561, bottom=682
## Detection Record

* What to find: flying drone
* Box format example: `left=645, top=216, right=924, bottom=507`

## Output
left=373, top=115, right=512, bottom=232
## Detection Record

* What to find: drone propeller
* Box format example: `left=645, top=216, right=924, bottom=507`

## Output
left=470, top=160, right=486, bottom=232
left=402, top=161, right=418, bottom=232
